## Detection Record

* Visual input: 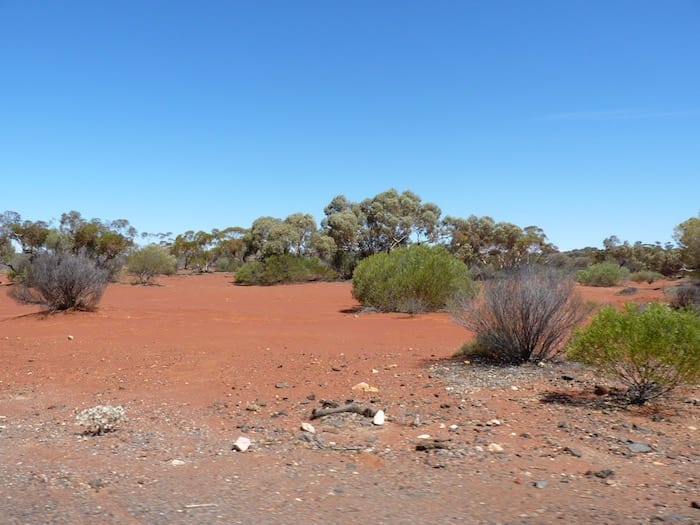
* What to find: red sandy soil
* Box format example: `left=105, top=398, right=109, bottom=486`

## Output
left=0, top=273, right=697, bottom=524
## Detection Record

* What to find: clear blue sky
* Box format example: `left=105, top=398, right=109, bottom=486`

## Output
left=1, top=1, right=698, bottom=250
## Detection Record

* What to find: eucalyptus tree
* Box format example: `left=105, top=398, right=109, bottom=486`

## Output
left=675, top=215, right=700, bottom=270
left=0, top=211, right=50, bottom=263
left=441, top=215, right=553, bottom=271
left=58, top=211, right=136, bottom=275
left=321, top=189, right=442, bottom=274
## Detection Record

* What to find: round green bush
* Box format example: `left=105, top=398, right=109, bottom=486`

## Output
left=567, top=302, right=700, bottom=404
left=234, top=254, right=336, bottom=285
left=575, top=262, right=630, bottom=287
left=351, top=245, right=477, bottom=313
left=127, top=244, right=177, bottom=285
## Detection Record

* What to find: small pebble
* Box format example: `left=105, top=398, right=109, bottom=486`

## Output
left=233, top=436, right=251, bottom=452
left=372, top=410, right=385, bottom=425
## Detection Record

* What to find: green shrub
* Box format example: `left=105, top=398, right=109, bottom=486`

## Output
left=453, top=265, right=589, bottom=364
left=126, top=244, right=177, bottom=285
left=352, top=245, right=477, bottom=313
left=234, top=254, right=336, bottom=285
left=213, top=256, right=241, bottom=273
left=629, top=270, right=664, bottom=284
left=575, top=262, right=630, bottom=287
left=567, top=302, right=700, bottom=404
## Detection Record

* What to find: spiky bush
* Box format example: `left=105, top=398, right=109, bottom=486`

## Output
left=453, top=265, right=589, bottom=364
left=9, top=252, right=109, bottom=311
left=666, top=280, right=700, bottom=314
left=352, top=245, right=477, bottom=313
left=576, top=262, right=630, bottom=287
left=568, top=302, right=700, bottom=404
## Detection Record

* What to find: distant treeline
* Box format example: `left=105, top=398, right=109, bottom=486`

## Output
left=1, top=189, right=698, bottom=280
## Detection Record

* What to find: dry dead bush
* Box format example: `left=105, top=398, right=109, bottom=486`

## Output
left=10, top=252, right=109, bottom=311
left=453, top=265, right=589, bottom=364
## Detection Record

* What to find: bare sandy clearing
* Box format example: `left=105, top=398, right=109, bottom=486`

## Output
left=0, top=274, right=697, bottom=524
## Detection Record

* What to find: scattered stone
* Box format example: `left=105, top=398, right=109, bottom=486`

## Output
left=534, top=480, right=548, bottom=489
left=352, top=382, right=379, bottom=393
left=170, top=459, right=186, bottom=466
left=411, top=414, right=421, bottom=427
left=449, top=424, right=459, bottom=432
left=372, top=410, right=385, bottom=425
left=415, top=438, right=451, bottom=451
left=67, top=335, right=74, bottom=341
left=87, top=478, right=105, bottom=490
left=691, top=501, right=700, bottom=509
left=417, top=434, right=431, bottom=440
left=561, top=375, right=575, bottom=381
left=486, top=419, right=501, bottom=426
left=621, top=439, right=653, bottom=453
left=310, top=402, right=375, bottom=420
left=586, top=469, right=614, bottom=479
left=594, top=385, right=610, bottom=396
left=300, top=422, right=315, bottom=434
left=275, top=382, right=289, bottom=389
left=487, top=443, right=504, bottom=454
left=563, top=446, right=582, bottom=458
left=233, top=436, right=252, bottom=452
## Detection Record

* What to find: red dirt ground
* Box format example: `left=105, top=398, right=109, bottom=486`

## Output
left=0, top=274, right=697, bottom=524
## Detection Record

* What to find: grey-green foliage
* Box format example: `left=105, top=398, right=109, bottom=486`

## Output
left=322, top=189, right=442, bottom=262
left=674, top=215, right=700, bottom=270
left=10, top=251, right=109, bottom=311
left=0, top=210, right=135, bottom=281
left=76, top=405, right=127, bottom=435
left=244, top=214, right=322, bottom=260
left=628, top=270, right=664, bottom=284
left=576, top=262, right=630, bottom=286
left=234, top=254, right=336, bottom=285
left=453, top=265, right=589, bottom=364
left=127, top=244, right=177, bottom=285
left=352, top=245, right=477, bottom=313
left=441, top=215, right=554, bottom=270
left=568, top=302, right=700, bottom=404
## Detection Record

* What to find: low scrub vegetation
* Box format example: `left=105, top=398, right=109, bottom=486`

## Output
left=666, top=280, right=700, bottom=314
left=453, top=265, right=589, bottom=364
left=127, top=244, right=177, bottom=285
left=576, top=262, right=630, bottom=287
left=352, top=245, right=477, bottom=313
left=76, top=405, right=127, bottom=435
left=9, top=252, right=109, bottom=311
left=234, top=254, right=336, bottom=285
left=628, top=270, right=664, bottom=284
left=568, top=302, right=700, bottom=404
